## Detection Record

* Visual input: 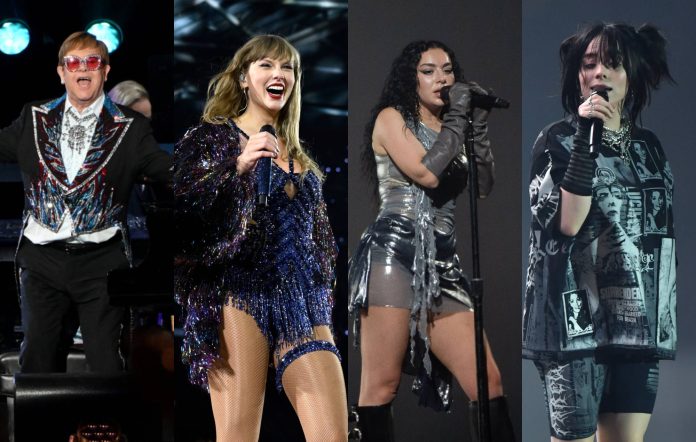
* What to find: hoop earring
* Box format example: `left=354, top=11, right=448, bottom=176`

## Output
left=239, top=88, right=248, bottom=113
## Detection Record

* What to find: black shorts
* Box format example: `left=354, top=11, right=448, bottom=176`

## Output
left=534, top=358, right=659, bottom=440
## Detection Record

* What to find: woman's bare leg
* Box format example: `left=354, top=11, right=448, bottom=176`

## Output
left=208, top=306, right=269, bottom=442
left=551, top=435, right=595, bottom=442
left=597, top=412, right=651, bottom=442
left=358, top=306, right=410, bottom=405
left=428, top=311, right=503, bottom=400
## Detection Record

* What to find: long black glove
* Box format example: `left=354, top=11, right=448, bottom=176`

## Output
left=421, top=82, right=472, bottom=177
left=560, top=117, right=594, bottom=196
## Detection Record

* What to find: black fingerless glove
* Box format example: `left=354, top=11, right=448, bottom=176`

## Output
left=561, top=117, right=594, bottom=196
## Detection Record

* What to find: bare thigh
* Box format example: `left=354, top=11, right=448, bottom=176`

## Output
left=551, top=435, right=595, bottom=442
left=597, top=412, right=651, bottom=442
left=428, top=311, right=503, bottom=400
left=358, top=306, right=410, bottom=405
left=208, top=305, right=269, bottom=441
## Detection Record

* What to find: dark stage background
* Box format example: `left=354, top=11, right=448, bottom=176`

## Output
left=0, top=0, right=174, bottom=144
left=348, top=0, right=522, bottom=440
left=522, top=1, right=696, bottom=440
left=173, top=1, right=347, bottom=441
left=0, top=0, right=174, bottom=242
left=0, top=2, right=174, bottom=440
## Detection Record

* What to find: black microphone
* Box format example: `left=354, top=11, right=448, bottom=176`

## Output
left=257, top=124, right=276, bottom=206
left=589, top=89, right=608, bottom=159
left=440, top=85, right=510, bottom=109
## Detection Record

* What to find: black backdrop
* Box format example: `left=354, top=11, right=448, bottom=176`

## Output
left=348, top=0, right=522, bottom=440
left=0, top=0, right=174, bottom=143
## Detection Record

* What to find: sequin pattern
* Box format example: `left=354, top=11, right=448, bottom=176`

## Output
left=28, top=95, right=130, bottom=234
left=275, top=340, right=341, bottom=391
left=174, top=121, right=338, bottom=388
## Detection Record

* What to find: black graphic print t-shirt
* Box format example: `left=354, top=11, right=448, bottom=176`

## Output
left=523, top=116, right=677, bottom=362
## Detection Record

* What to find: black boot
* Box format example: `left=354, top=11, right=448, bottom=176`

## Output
left=468, top=396, right=516, bottom=442
left=348, top=403, right=395, bottom=441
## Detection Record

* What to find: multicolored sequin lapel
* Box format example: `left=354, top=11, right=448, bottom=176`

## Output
left=28, top=95, right=132, bottom=233
left=32, top=95, right=133, bottom=193
left=32, top=95, right=68, bottom=187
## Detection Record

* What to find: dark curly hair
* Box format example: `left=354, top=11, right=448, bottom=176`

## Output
left=560, top=22, right=674, bottom=124
left=361, top=41, right=466, bottom=195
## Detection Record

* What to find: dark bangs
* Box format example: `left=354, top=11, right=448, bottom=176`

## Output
left=560, top=24, right=634, bottom=118
left=559, top=22, right=675, bottom=124
left=589, top=26, right=629, bottom=70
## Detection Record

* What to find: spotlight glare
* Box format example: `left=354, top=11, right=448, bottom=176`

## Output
left=0, top=20, right=30, bottom=55
left=86, top=20, right=122, bottom=53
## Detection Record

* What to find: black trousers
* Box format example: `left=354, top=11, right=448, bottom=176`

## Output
left=16, top=237, right=128, bottom=373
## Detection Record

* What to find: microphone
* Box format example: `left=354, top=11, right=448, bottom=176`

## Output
left=257, top=124, right=276, bottom=206
left=589, top=89, right=608, bottom=159
left=440, top=85, right=510, bottom=109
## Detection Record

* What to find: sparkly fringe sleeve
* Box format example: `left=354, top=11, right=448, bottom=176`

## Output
left=313, top=194, right=338, bottom=292
left=173, top=122, right=255, bottom=265
left=173, top=122, right=255, bottom=388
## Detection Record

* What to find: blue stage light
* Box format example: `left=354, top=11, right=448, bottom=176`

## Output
left=86, top=20, right=122, bottom=53
left=0, top=20, right=30, bottom=55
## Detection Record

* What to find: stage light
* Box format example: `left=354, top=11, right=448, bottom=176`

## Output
left=86, top=20, right=122, bottom=53
left=0, top=19, right=30, bottom=55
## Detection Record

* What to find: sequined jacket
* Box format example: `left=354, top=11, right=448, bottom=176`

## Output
left=173, top=121, right=337, bottom=387
left=0, top=95, right=172, bottom=261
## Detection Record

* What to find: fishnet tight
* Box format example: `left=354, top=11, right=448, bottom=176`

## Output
left=209, top=305, right=347, bottom=441
left=276, top=326, right=348, bottom=441
left=208, top=306, right=268, bottom=441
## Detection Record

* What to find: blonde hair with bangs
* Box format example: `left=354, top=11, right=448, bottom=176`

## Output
left=202, top=34, right=323, bottom=180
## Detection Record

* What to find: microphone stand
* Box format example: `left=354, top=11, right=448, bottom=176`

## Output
left=464, top=111, right=490, bottom=442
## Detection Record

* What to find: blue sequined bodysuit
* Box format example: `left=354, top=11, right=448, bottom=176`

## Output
left=227, top=154, right=334, bottom=347
left=174, top=121, right=338, bottom=388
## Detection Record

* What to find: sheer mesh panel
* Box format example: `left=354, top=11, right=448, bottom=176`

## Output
left=368, top=259, right=469, bottom=314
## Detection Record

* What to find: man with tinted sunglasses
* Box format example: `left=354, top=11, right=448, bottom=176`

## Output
left=0, top=31, right=171, bottom=374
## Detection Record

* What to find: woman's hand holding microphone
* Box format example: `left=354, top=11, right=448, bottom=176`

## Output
left=578, top=90, right=616, bottom=122
left=236, top=131, right=279, bottom=176
left=421, top=82, right=476, bottom=177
